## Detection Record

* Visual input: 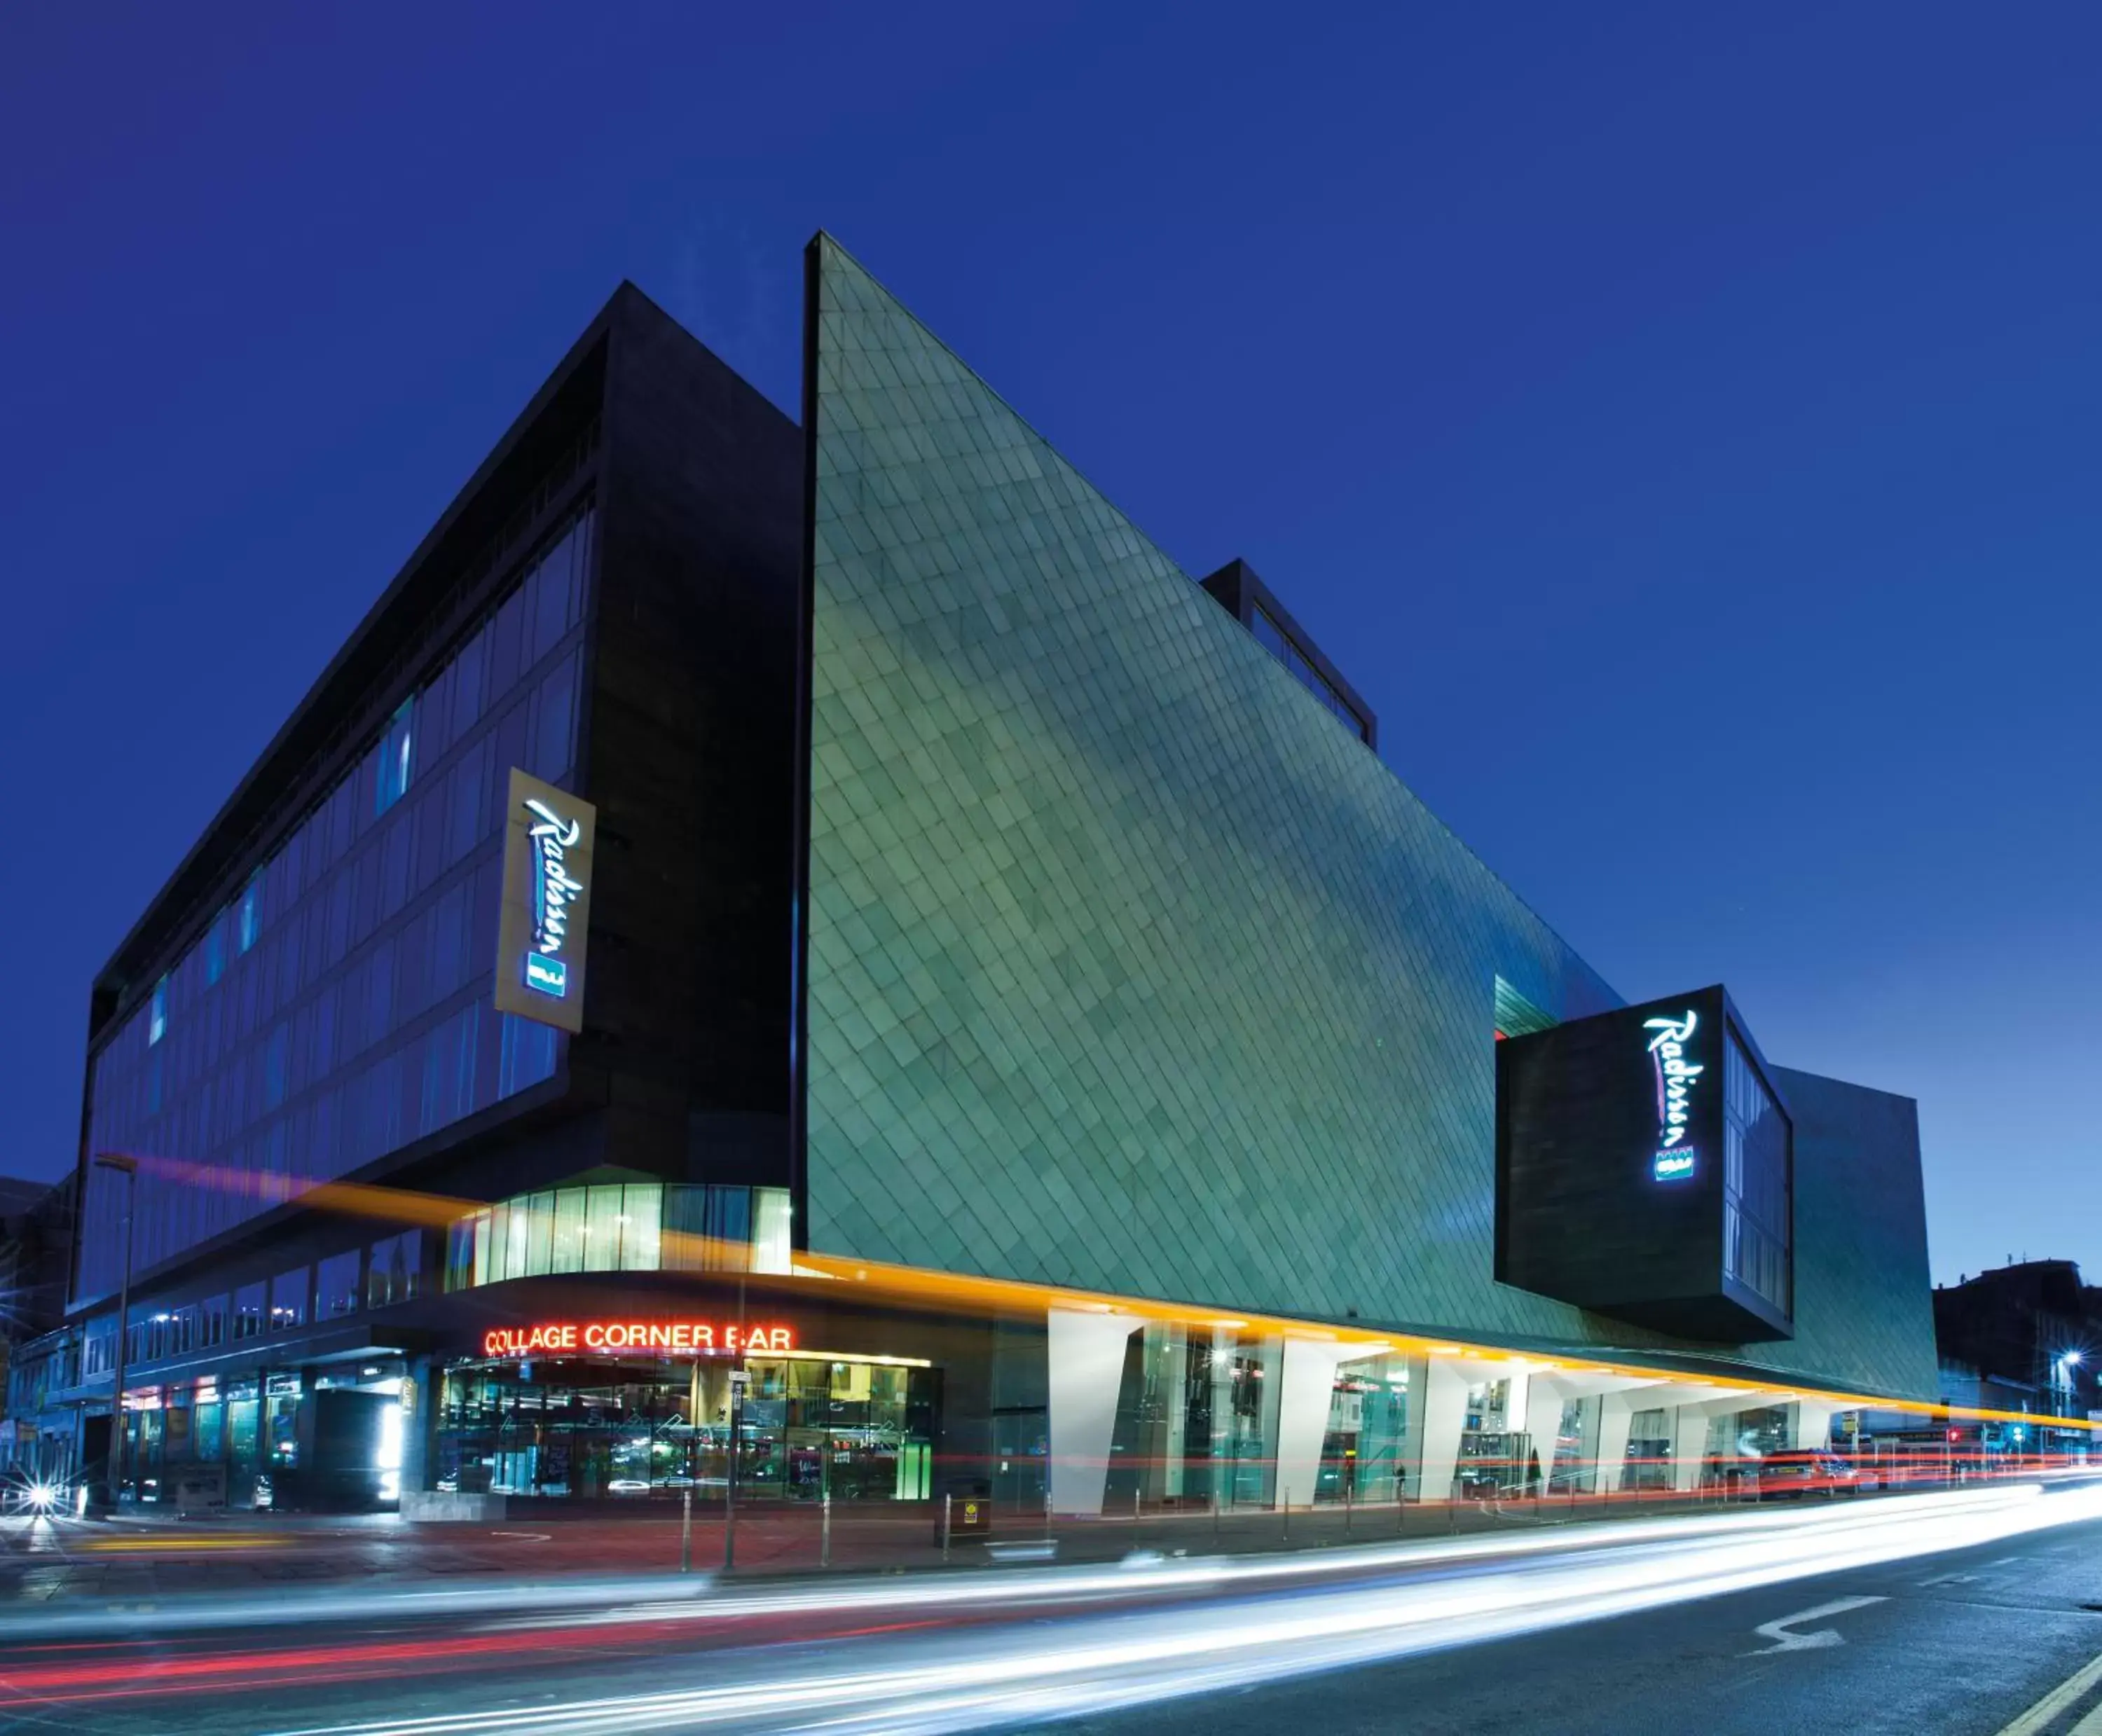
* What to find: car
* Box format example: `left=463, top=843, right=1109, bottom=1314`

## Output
left=1754, top=1451, right=1862, bottom=1500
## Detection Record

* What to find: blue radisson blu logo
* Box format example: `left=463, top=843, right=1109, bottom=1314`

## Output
left=1644, top=1010, right=1703, bottom=1181
left=523, top=796, right=585, bottom=999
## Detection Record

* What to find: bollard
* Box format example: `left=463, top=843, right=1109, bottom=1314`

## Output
left=942, top=1492, right=953, bottom=1562
left=821, top=1491, right=832, bottom=1569
left=1134, top=1487, right=1141, bottom=1523
left=724, top=1488, right=736, bottom=1572
left=1344, top=1475, right=1353, bottom=1539
left=680, top=1489, right=692, bottom=1574
left=1212, top=1486, right=1221, bottom=1548
left=1281, top=1486, right=1290, bottom=1543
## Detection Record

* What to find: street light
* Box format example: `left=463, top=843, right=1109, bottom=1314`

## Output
left=2057, top=1352, right=2086, bottom=1449
left=92, top=1153, right=138, bottom=1510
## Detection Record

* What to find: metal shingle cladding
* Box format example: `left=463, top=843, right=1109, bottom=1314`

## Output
left=802, top=235, right=1937, bottom=1400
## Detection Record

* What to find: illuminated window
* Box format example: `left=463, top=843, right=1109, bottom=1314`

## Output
left=148, top=978, right=167, bottom=1046
left=753, top=1188, right=793, bottom=1275
left=376, top=697, right=414, bottom=815
left=443, top=1182, right=795, bottom=1290
left=238, top=876, right=261, bottom=953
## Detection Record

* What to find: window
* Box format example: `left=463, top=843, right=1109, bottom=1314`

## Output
left=234, top=1282, right=265, bottom=1339
left=1723, top=1031, right=1791, bottom=1316
left=448, top=1181, right=792, bottom=1285
left=316, top=1250, right=361, bottom=1318
left=202, top=1294, right=228, bottom=1348
left=73, top=509, right=596, bottom=1306
left=1250, top=605, right=1369, bottom=743
left=269, top=1267, right=308, bottom=1332
left=366, top=1231, right=423, bottom=1308
left=753, top=1188, right=793, bottom=1274
left=376, top=697, right=414, bottom=815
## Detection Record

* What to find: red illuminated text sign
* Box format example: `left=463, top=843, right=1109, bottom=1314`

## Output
left=482, top=1321, right=795, bottom=1358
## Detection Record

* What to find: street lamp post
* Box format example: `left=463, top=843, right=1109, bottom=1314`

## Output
left=92, top=1153, right=139, bottom=1510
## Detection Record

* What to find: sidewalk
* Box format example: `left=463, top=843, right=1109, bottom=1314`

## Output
left=0, top=1480, right=1830, bottom=1604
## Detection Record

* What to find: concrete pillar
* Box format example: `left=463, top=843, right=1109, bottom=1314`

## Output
left=1411, top=1358, right=1473, bottom=1501
left=1670, top=1403, right=1716, bottom=1492
left=1791, top=1401, right=1837, bottom=1452
left=1523, top=1378, right=1569, bottom=1488
left=1047, top=1309, right=1140, bottom=1515
left=1594, top=1392, right=1640, bottom=1494
left=1644, top=1389, right=1755, bottom=1489
left=1273, top=1339, right=1378, bottom=1510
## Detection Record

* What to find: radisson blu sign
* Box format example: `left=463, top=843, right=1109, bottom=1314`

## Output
left=1644, top=1010, right=1704, bottom=1181
left=494, top=767, right=596, bottom=1034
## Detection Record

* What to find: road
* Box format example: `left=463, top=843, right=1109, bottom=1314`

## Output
left=1037, top=1520, right=2102, bottom=1736
left=2, top=1482, right=2099, bottom=1734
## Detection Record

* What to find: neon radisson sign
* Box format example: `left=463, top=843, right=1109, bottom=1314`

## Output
left=482, top=1320, right=795, bottom=1358
left=1644, top=1010, right=1704, bottom=1181
left=523, top=797, right=585, bottom=999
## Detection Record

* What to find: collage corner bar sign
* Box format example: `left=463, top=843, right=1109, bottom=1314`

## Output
left=493, top=766, right=596, bottom=1034
left=1645, top=1007, right=1703, bottom=1182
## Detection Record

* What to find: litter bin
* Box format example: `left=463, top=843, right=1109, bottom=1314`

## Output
left=939, top=1478, right=994, bottom=1543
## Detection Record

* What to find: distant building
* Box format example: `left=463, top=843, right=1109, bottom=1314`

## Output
left=0, top=1175, right=77, bottom=1477
left=1934, top=1261, right=2096, bottom=1447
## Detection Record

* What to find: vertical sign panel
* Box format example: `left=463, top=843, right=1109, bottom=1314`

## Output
left=494, top=767, right=595, bottom=1033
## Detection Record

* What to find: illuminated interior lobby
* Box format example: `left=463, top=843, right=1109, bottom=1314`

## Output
left=30, top=233, right=2069, bottom=1518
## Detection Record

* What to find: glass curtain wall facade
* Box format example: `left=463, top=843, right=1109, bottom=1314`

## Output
left=1086, top=1326, right=1417, bottom=1513
left=76, top=509, right=597, bottom=1307
left=1724, top=1031, right=1792, bottom=1317
left=442, top=1182, right=796, bottom=1288
left=435, top=1353, right=938, bottom=1502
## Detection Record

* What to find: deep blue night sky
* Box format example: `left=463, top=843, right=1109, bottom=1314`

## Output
left=4, top=6, right=2096, bottom=1285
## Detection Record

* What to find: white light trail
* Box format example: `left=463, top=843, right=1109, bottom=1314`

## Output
left=256, top=1483, right=2102, bottom=1736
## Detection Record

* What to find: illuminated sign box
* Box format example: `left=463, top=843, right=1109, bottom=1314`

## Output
left=1495, top=984, right=1794, bottom=1343
left=494, top=768, right=596, bottom=1034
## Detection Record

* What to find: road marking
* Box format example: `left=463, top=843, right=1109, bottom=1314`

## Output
left=1995, top=1649, right=2102, bottom=1736
left=1746, top=1595, right=1888, bottom=1655
left=1919, top=1572, right=1980, bottom=1587
left=490, top=1531, right=551, bottom=1542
